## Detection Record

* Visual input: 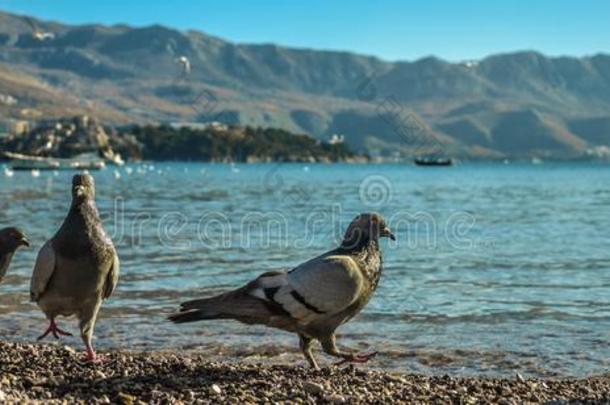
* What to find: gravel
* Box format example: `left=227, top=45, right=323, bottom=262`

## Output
left=0, top=341, right=608, bottom=404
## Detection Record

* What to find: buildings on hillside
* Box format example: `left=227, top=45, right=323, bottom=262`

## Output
left=0, top=118, right=30, bottom=137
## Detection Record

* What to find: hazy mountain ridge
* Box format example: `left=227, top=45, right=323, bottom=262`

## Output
left=1, top=10, right=609, bottom=159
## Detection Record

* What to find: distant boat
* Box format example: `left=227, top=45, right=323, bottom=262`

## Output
left=414, top=157, right=453, bottom=166
left=2, top=152, right=106, bottom=171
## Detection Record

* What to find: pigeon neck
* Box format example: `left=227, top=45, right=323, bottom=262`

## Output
left=339, top=234, right=379, bottom=254
left=71, top=196, right=94, bottom=209
left=56, top=198, right=102, bottom=258
left=68, top=198, right=101, bottom=225
left=0, top=251, right=13, bottom=267
left=0, top=252, right=13, bottom=281
left=0, top=233, right=12, bottom=254
left=0, top=244, right=13, bottom=256
left=0, top=239, right=17, bottom=255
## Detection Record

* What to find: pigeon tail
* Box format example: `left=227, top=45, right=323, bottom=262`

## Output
left=168, top=308, right=222, bottom=323
left=168, top=294, right=228, bottom=323
left=179, top=296, right=221, bottom=311
left=168, top=290, right=293, bottom=327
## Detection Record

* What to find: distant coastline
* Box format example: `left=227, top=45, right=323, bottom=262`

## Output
left=0, top=116, right=369, bottom=164
left=3, top=116, right=610, bottom=165
left=126, top=123, right=368, bottom=163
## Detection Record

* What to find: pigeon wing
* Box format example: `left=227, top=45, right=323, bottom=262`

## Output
left=249, top=254, right=364, bottom=324
left=30, top=240, right=56, bottom=302
left=103, top=250, right=120, bottom=299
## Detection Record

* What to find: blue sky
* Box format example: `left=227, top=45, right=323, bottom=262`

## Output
left=1, top=0, right=608, bottom=61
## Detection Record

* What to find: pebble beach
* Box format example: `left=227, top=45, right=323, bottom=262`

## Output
left=0, top=342, right=608, bottom=404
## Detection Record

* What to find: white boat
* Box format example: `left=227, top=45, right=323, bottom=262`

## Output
left=2, top=151, right=106, bottom=171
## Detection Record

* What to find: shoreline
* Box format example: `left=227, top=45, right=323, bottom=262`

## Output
left=1, top=342, right=608, bottom=403
left=4, top=158, right=610, bottom=166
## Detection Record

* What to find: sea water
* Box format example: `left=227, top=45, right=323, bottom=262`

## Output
left=0, top=162, right=608, bottom=377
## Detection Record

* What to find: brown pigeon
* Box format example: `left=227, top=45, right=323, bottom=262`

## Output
left=30, top=173, right=119, bottom=362
left=169, top=213, right=394, bottom=369
left=0, top=227, right=29, bottom=284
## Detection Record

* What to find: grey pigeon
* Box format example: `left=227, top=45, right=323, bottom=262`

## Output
left=30, top=173, right=119, bottom=362
left=0, top=227, right=29, bottom=284
left=169, top=212, right=394, bottom=369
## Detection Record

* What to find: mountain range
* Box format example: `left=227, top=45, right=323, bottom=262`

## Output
left=1, top=10, right=610, bottom=159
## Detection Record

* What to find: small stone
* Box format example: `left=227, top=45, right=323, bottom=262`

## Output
left=385, top=374, right=407, bottom=384
left=324, top=394, right=346, bottom=404
left=95, top=370, right=107, bottom=379
left=303, top=381, right=324, bottom=395
left=100, top=395, right=111, bottom=404
left=515, top=373, right=525, bottom=383
left=210, top=384, right=222, bottom=395
left=25, top=377, right=47, bottom=387
left=63, top=346, right=76, bottom=354
left=118, top=392, right=136, bottom=405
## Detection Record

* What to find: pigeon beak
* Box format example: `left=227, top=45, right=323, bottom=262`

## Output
left=381, top=227, right=396, bottom=241
left=74, top=185, right=86, bottom=197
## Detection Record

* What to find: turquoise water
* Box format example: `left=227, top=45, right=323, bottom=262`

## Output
left=0, top=162, right=609, bottom=377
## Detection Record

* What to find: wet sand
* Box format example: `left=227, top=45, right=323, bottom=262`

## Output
left=0, top=341, right=608, bottom=404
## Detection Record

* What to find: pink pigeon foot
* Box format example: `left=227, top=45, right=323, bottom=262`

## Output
left=334, top=351, right=378, bottom=366
left=81, top=344, right=106, bottom=364
left=37, top=319, right=73, bottom=341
